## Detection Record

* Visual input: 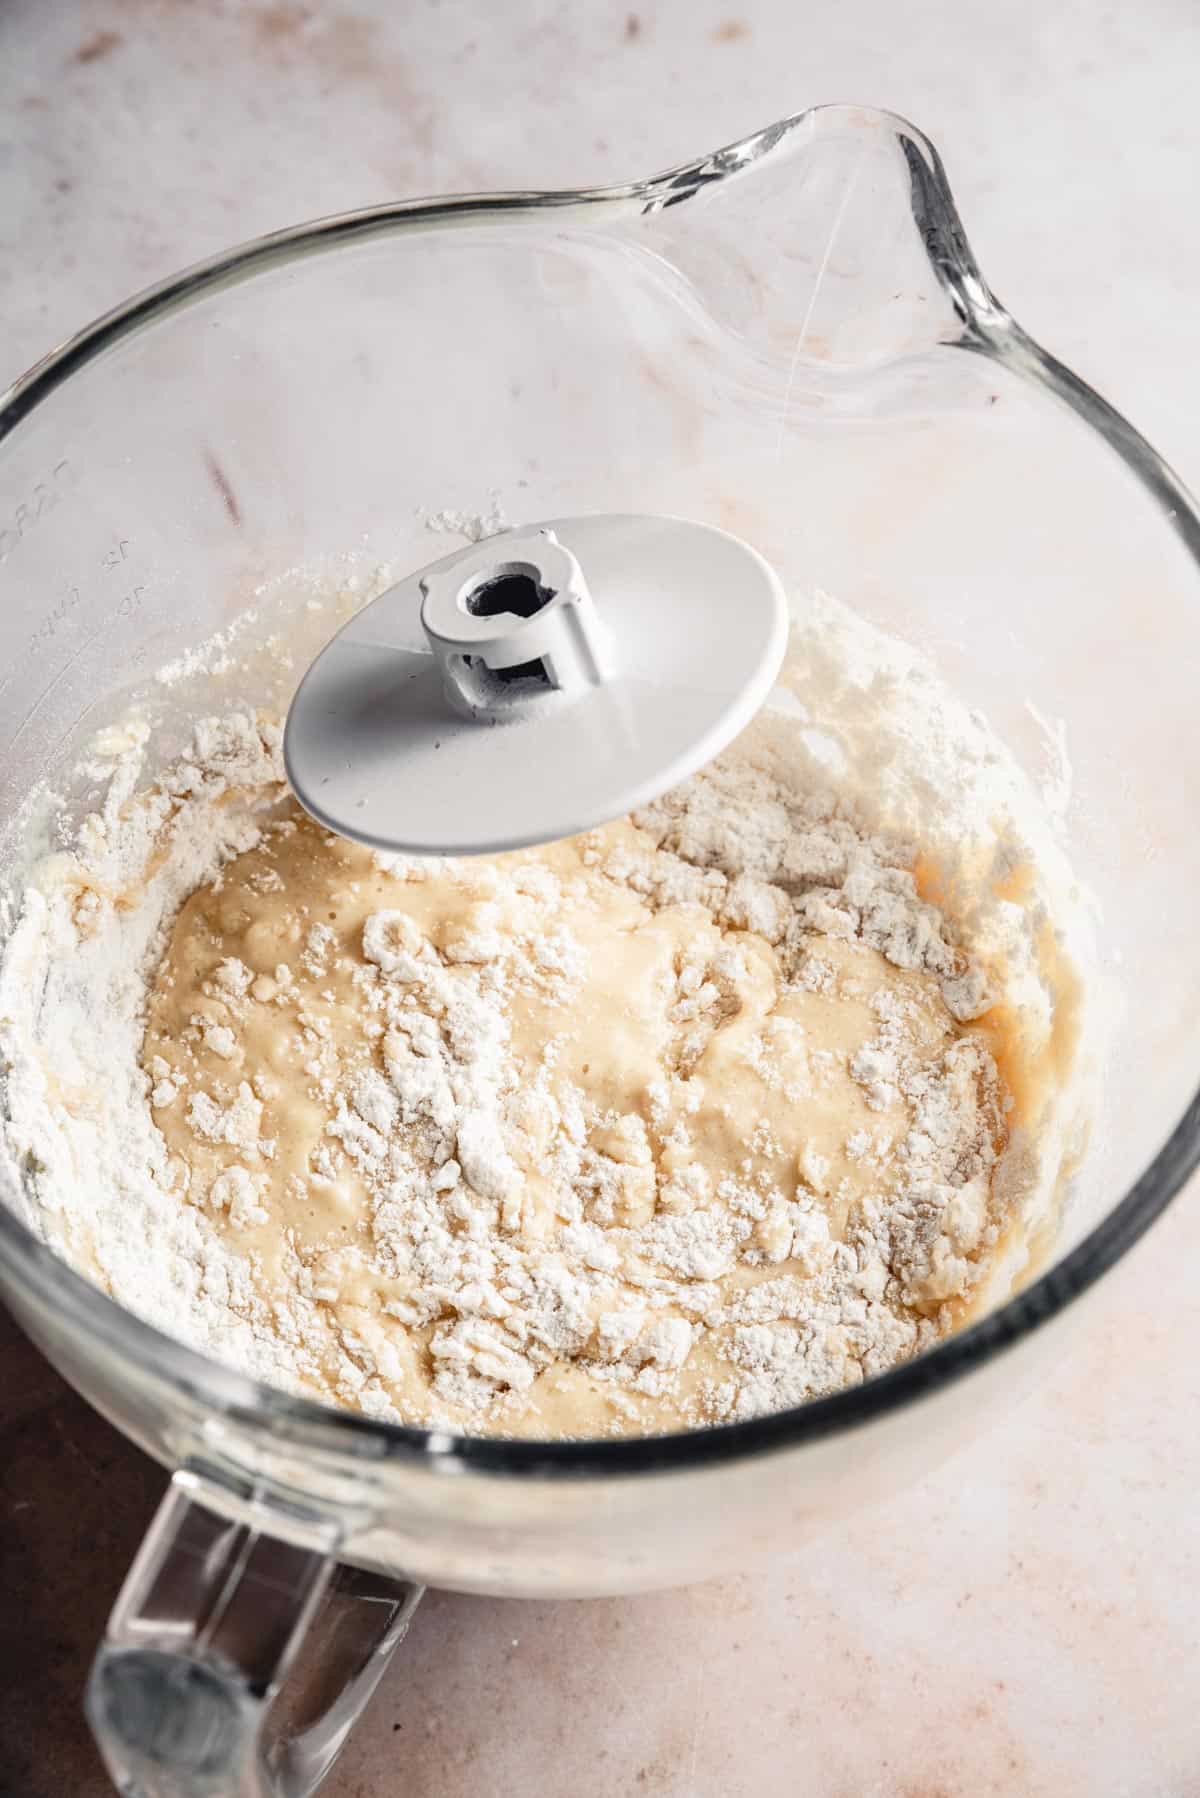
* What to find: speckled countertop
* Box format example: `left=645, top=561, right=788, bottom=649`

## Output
left=2, top=4, right=1199, bottom=1794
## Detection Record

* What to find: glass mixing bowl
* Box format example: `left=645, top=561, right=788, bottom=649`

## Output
left=2, top=105, right=1198, bottom=1798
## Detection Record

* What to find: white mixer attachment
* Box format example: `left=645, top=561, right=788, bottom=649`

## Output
left=284, top=514, right=787, bottom=856
left=419, top=528, right=612, bottom=721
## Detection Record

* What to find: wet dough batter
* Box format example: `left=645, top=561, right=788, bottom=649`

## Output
left=144, top=796, right=1007, bottom=1438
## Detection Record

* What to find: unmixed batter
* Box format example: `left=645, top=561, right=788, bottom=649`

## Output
left=133, top=733, right=1008, bottom=1436
left=3, top=567, right=1089, bottom=1442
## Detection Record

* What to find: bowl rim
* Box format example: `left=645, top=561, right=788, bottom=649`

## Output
left=2, top=102, right=1199, bottom=1482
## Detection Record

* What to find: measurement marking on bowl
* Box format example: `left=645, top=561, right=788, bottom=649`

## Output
left=6, top=537, right=154, bottom=752
left=26, top=585, right=84, bottom=658
left=0, top=459, right=72, bottom=564
left=7, top=615, right=120, bottom=755
left=24, top=539, right=148, bottom=661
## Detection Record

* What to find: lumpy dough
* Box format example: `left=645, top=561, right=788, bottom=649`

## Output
left=144, top=797, right=1008, bottom=1438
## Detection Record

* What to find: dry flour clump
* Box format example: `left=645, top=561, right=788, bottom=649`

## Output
left=0, top=684, right=1037, bottom=1439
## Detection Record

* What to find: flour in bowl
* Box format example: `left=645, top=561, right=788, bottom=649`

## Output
left=0, top=584, right=1091, bottom=1439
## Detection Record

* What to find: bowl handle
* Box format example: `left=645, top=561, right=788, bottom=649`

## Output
left=84, top=1462, right=423, bottom=1797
